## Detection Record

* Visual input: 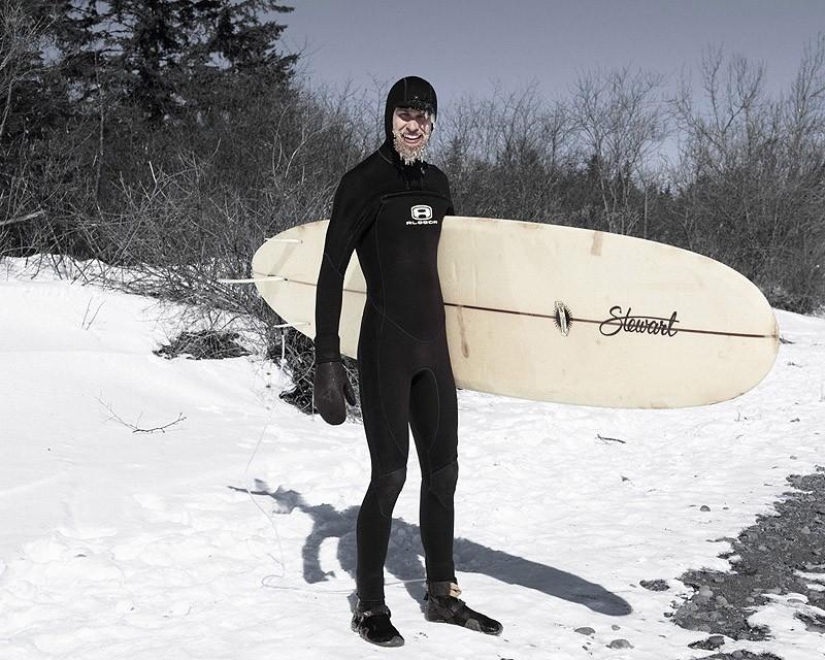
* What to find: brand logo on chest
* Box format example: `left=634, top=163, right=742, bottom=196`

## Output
left=407, top=205, right=437, bottom=225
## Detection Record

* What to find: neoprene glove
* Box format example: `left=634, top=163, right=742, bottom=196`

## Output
left=313, top=360, right=356, bottom=425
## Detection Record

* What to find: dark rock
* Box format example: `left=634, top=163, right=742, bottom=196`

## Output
left=640, top=579, right=670, bottom=591
left=689, top=634, right=726, bottom=650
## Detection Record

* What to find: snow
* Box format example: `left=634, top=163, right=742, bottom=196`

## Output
left=1, top=257, right=824, bottom=660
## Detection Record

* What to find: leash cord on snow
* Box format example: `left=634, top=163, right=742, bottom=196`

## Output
left=260, top=575, right=427, bottom=596
left=240, top=329, right=290, bottom=578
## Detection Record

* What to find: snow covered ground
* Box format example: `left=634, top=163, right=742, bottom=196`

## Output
left=1, top=258, right=823, bottom=660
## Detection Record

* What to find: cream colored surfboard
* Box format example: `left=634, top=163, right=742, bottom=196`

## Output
left=252, top=217, right=779, bottom=408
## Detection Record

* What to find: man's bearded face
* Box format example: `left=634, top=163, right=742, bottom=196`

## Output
left=391, top=107, right=433, bottom=164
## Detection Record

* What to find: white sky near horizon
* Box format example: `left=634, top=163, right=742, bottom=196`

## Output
left=280, top=0, right=825, bottom=112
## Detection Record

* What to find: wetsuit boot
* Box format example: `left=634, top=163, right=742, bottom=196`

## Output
left=351, top=600, right=404, bottom=647
left=424, top=582, right=503, bottom=635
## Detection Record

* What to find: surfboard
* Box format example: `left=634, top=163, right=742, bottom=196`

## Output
left=251, top=217, right=779, bottom=408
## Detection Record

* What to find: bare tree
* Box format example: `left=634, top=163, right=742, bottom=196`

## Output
left=0, top=0, right=49, bottom=234
left=0, top=0, right=36, bottom=142
left=570, top=67, right=668, bottom=235
left=671, top=42, right=825, bottom=311
left=436, top=85, right=575, bottom=222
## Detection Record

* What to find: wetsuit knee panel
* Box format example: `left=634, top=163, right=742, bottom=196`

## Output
left=427, top=460, right=458, bottom=507
left=373, top=467, right=407, bottom=518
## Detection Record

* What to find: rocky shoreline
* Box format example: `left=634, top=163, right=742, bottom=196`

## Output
left=653, top=467, right=825, bottom=659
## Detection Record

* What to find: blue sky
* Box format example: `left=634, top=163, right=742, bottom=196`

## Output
left=280, top=0, right=825, bottom=110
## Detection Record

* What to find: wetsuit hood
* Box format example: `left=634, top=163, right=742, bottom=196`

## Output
left=384, top=76, right=438, bottom=143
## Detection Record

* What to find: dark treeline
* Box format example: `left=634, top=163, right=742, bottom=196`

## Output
left=2, top=1, right=824, bottom=332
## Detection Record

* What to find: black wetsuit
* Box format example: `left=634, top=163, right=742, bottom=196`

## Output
left=315, top=141, right=458, bottom=604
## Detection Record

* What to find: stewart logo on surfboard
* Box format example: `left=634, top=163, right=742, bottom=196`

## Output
left=599, top=306, right=680, bottom=337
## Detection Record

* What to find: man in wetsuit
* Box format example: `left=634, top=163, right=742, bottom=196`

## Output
left=313, top=76, right=502, bottom=647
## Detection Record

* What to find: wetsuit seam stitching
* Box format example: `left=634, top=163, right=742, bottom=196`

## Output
left=374, top=309, right=407, bottom=463
left=409, top=366, right=443, bottom=463
left=375, top=204, right=388, bottom=332
left=378, top=309, right=442, bottom=342
left=366, top=220, right=407, bottom=465
left=360, top=224, right=404, bottom=469
left=421, top=366, right=442, bottom=455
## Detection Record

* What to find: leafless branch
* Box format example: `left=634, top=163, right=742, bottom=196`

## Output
left=99, top=398, right=187, bottom=434
left=597, top=434, right=627, bottom=445
left=0, top=209, right=45, bottom=227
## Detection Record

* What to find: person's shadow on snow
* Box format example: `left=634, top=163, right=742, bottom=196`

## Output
left=231, top=482, right=631, bottom=617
